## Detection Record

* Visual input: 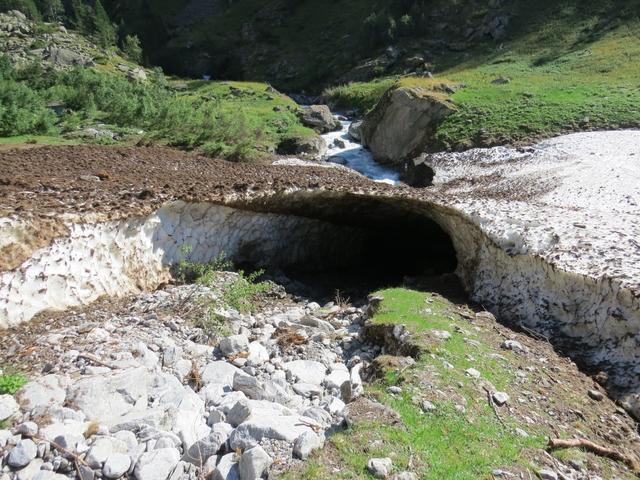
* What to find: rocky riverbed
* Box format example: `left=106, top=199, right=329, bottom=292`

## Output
left=0, top=273, right=387, bottom=480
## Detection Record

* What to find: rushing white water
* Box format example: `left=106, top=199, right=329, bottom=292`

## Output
left=322, top=119, right=401, bottom=185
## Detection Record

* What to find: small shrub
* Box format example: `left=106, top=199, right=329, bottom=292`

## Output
left=177, top=247, right=232, bottom=284
left=121, top=34, right=143, bottom=63
left=0, top=374, right=27, bottom=395
left=221, top=270, right=270, bottom=313
left=176, top=247, right=270, bottom=337
left=193, top=310, right=230, bottom=338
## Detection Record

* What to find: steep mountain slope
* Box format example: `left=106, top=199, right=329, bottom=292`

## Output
left=103, top=0, right=640, bottom=91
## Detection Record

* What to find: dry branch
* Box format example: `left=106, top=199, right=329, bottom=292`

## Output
left=482, top=386, right=507, bottom=429
left=548, top=438, right=640, bottom=475
left=77, top=353, right=117, bottom=369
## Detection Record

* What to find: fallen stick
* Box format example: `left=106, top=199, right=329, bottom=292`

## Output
left=26, top=434, right=89, bottom=467
left=482, top=386, right=507, bottom=429
left=77, top=353, right=117, bottom=370
left=548, top=438, right=640, bottom=475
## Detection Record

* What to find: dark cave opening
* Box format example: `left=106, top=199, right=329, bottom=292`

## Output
left=232, top=194, right=460, bottom=302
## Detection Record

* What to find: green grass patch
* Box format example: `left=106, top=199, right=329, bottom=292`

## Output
left=288, top=287, right=545, bottom=479
left=372, top=288, right=513, bottom=395
left=0, top=373, right=27, bottom=395
left=323, top=78, right=396, bottom=114
left=320, top=398, right=541, bottom=479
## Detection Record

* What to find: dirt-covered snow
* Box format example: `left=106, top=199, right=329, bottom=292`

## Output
left=424, top=130, right=640, bottom=293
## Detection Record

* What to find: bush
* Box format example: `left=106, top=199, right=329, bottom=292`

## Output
left=121, top=34, right=143, bottom=63
left=0, top=80, right=54, bottom=135
left=221, top=270, right=270, bottom=313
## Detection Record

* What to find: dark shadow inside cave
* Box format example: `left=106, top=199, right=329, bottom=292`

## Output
left=232, top=193, right=459, bottom=302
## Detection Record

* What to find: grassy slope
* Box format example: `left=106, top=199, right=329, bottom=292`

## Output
left=0, top=78, right=311, bottom=157
left=285, top=289, right=543, bottom=479
left=285, top=288, right=637, bottom=479
left=179, top=80, right=311, bottom=151
left=325, top=2, right=640, bottom=149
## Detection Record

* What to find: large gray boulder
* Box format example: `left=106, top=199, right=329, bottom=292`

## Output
left=300, top=105, right=341, bottom=133
left=0, top=394, right=19, bottom=421
left=361, top=86, right=455, bottom=164
left=283, top=360, right=326, bottom=385
left=239, top=445, right=272, bottom=480
left=45, top=47, right=89, bottom=67
left=134, top=448, right=180, bottom=480
left=277, top=135, right=327, bottom=159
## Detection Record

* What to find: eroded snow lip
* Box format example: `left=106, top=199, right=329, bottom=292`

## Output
left=425, top=130, right=640, bottom=293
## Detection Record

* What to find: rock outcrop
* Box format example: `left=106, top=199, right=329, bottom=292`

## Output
left=360, top=86, right=455, bottom=164
left=0, top=10, right=92, bottom=69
